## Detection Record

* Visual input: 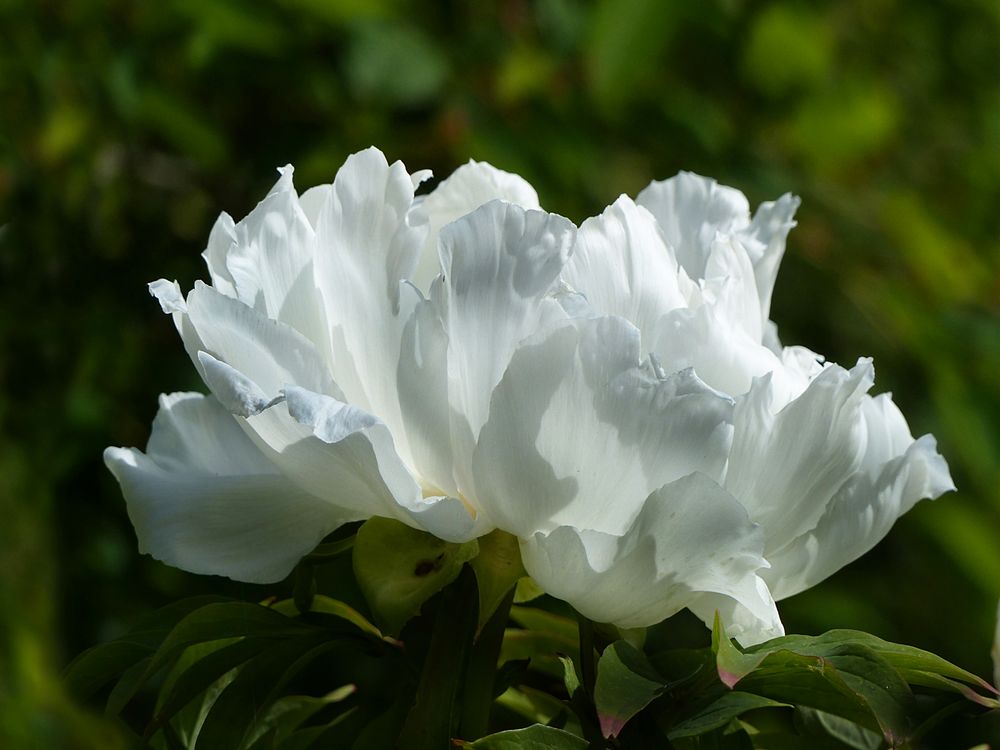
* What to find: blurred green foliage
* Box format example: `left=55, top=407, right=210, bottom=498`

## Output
left=0, top=0, right=997, bottom=746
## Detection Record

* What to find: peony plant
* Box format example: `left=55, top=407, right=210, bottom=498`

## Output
left=106, top=147, right=951, bottom=643
left=83, top=149, right=990, bottom=749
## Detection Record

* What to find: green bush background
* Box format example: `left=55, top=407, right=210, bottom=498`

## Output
left=1, top=0, right=997, bottom=746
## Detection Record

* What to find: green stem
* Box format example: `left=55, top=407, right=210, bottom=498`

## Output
left=398, top=567, right=478, bottom=750
left=459, top=585, right=516, bottom=740
left=579, top=614, right=597, bottom=697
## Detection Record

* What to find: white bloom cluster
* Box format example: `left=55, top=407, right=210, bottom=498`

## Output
left=106, top=148, right=952, bottom=644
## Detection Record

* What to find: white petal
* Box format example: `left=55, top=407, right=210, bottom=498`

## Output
left=737, top=193, right=799, bottom=324
left=411, top=160, right=541, bottom=293
left=201, top=211, right=238, bottom=298
left=297, top=184, right=329, bottom=229
left=651, top=302, right=786, bottom=398
left=196, top=351, right=274, bottom=418
left=311, top=147, right=428, bottom=460
left=175, top=285, right=424, bottom=525
left=148, top=279, right=187, bottom=314
left=396, top=292, right=460, bottom=496
left=561, top=195, right=694, bottom=345
left=726, top=360, right=874, bottom=554
left=185, top=282, right=339, bottom=402
left=410, top=168, right=434, bottom=189
left=702, top=233, right=763, bottom=343
left=520, top=473, right=780, bottom=636
left=433, top=200, right=576, bottom=494
left=283, top=383, right=379, bottom=442
left=474, top=316, right=734, bottom=539
left=282, top=386, right=485, bottom=542
left=228, top=386, right=402, bottom=519
left=220, top=166, right=331, bottom=358
left=636, top=172, right=751, bottom=281
left=763, top=401, right=954, bottom=600
left=104, top=393, right=350, bottom=583
left=686, top=579, right=785, bottom=647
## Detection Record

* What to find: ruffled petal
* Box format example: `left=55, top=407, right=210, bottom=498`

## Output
left=396, top=290, right=460, bottom=497
left=411, top=160, right=540, bottom=293
left=702, top=233, right=764, bottom=343
left=224, top=167, right=331, bottom=358
left=636, top=171, right=751, bottom=281
left=310, top=147, right=428, bottom=453
left=184, top=281, right=339, bottom=401
left=520, top=473, right=780, bottom=639
left=736, top=193, right=799, bottom=324
left=725, top=360, right=874, bottom=554
left=561, top=195, right=695, bottom=346
left=762, top=396, right=954, bottom=600
left=686, top=580, right=785, bottom=647
left=104, top=393, right=351, bottom=583
left=201, top=211, right=238, bottom=298
left=651, top=302, right=786, bottom=398
left=171, top=283, right=428, bottom=525
left=282, top=386, right=487, bottom=542
left=431, top=200, right=576, bottom=495
left=473, top=316, right=733, bottom=539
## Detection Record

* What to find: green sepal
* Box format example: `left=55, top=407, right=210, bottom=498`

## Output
left=352, top=517, right=479, bottom=635
left=469, top=530, right=525, bottom=634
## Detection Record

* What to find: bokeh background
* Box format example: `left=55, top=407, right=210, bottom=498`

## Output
left=1, top=0, right=998, bottom=746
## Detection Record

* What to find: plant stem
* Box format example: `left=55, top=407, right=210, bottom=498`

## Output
left=579, top=614, right=597, bottom=697
left=398, top=567, right=478, bottom=750
left=459, top=585, right=516, bottom=741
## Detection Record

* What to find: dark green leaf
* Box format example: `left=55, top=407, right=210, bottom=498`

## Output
left=349, top=699, right=412, bottom=750
left=748, top=629, right=993, bottom=692
left=502, top=606, right=579, bottom=679
left=594, top=640, right=665, bottom=738
left=734, top=648, right=910, bottom=742
left=647, top=647, right=715, bottom=689
left=714, top=616, right=915, bottom=744
left=269, top=595, right=384, bottom=640
left=499, top=630, right=571, bottom=680
left=194, top=636, right=338, bottom=749
left=668, top=692, right=791, bottom=739
left=273, top=707, right=364, bottom=750
left=508, top=606, right=578, bottom=643
left=455, top=724, right=588, bottom=749
left=242, top=685, right=356, bottom=748
left=105, top=657, right=151, bottom=715
left=144, top=602, right=322, bottom=685
left=796, top=707, right=883, bottom=750
left=151, top=637, right=273, bottom=730
left=495, top=686, right=571, bottom=727
left=897, top=670, right=1000, bottom=709
left=494, top=659, right=530, bottom=700
left=65, top=596, right=229, bottom=699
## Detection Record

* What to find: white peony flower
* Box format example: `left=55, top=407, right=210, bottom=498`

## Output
left=105, top=148, right=953, bottom=645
